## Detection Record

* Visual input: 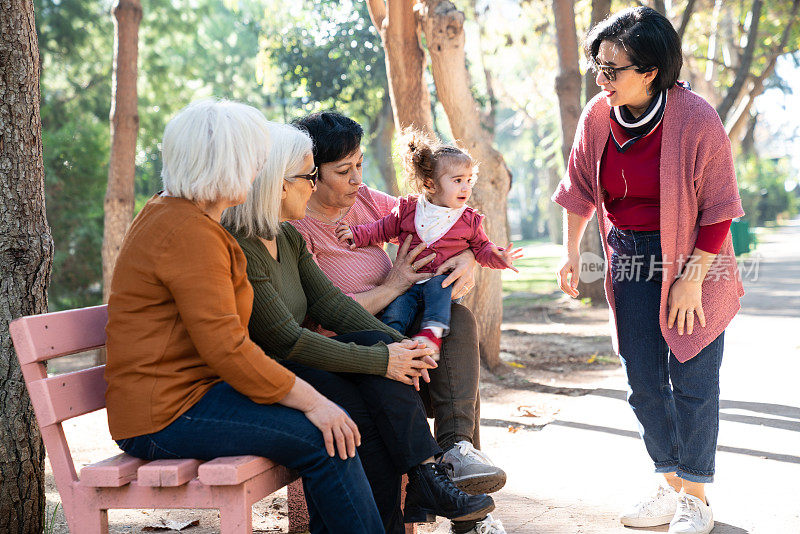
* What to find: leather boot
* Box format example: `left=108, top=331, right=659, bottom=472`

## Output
left=403, top=462, right=494, bottom=523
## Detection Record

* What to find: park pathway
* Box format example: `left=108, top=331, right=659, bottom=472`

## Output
left=451, top=218, right=800, bottom=534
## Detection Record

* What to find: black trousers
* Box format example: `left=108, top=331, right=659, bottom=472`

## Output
left=281, top=330, right=441, bottom=534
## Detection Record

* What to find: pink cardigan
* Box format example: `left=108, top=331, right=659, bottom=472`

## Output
left=552, top=85, right=745, bottom=362
left=350, top=196, right=507, bottom=273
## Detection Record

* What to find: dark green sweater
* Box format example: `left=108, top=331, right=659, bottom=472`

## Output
left=231, top=222, right=404, bottom=376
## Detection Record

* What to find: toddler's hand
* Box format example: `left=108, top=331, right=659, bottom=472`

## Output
left=491, top=242, right=523, bottom=272
left=335, top=222, right=356, bottom=249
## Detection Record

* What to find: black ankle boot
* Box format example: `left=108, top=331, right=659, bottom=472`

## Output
left=403, top=462, right=495, bottom=523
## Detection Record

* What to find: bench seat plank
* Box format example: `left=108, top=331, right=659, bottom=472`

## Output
left=198, top=456, right=278, bottom=486
left=81, top=453, right=146, bottom=487
left=138, top=459, right=201, bottom=487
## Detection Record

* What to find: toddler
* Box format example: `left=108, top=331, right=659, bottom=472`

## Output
left=336, top=130, right=521, bottom=358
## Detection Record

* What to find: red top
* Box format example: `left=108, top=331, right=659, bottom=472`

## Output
left=601, top=120, right=731, bottom=254
left=350, top=195, right=508, bottom=272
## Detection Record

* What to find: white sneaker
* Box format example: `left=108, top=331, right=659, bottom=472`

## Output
left=441, top=441, right=507, bottom=494
left=451, top=513, right=506, bottom=534
left=619, top=483, right=680, bottom=527
left=669, top=490, right=714, bottom=534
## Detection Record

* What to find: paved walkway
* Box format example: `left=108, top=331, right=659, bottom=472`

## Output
left=454, top=219, right=800, bottom=533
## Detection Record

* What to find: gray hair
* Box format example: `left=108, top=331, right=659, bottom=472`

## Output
left=222, top=122, right=313, bottom=239
left=161, top=99, right=271, bottom=203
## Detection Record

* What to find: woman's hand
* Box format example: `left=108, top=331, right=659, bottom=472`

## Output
left=435, top=249, right=477, bottom=300
left=667, top=277, right=706, bottom=335
left=490, top=242, right=524, bottom=273
left=335, top=222, right=356, bottom=249
left=386, top=339, right=437, bottom=389
left=384, top=235, right=436, bottom=293
left=303, top=394, right=362, bottom=460
left=557, top=249, right=581, bottom=298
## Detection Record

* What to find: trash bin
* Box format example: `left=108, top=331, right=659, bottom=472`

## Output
left=730, top=218, right=751, bottom=255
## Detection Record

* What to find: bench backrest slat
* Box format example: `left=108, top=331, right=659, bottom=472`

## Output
left=10, top=305, right=108, bottom=364
left=28, top=366, right=107, bottom=425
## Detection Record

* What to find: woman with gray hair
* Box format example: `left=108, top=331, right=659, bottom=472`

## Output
left=104, top=99, right=383, bottom=533
left=222, top=122, right=496, bottom=533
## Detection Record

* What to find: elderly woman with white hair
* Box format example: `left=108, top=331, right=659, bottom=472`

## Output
left=104, top=99, right=384, bottom=533
left=221, top=122, right=495, bottom=533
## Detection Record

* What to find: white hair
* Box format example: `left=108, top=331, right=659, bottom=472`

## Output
left=161, top=99, right=271, bottom=203
left=222, top=122, right=313, bottom=239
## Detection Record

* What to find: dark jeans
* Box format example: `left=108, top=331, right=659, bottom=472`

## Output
left=381, top=274, right=453, bottom=336
left=411, top=303, right=481, bottom=451
left=116, top=382, right=383, bottom=534
left=609, top=226, right=724, bottom=483
left=284, top=330, right=442, bottom=534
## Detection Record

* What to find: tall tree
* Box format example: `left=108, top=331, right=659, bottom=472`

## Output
left=552, top=0, right=605, bottom=302
left=0, top=0, right=52, bottom=529
left=102, top=0, right=142, bottom=302
left=417, top=0, right=513, bottom=370
left=366, top=0, right=434, bottom=132
left=716, top=0, right=763, bottom=123
left=584, top=0, right=611, bottom=105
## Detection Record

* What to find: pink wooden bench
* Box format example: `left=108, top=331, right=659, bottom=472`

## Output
left=10, top=304, right=418, bottom=533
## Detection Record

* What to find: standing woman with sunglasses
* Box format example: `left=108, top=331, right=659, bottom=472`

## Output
left=552, top=7, right=743, bottom=534
left=221, top=122, right=496, bottom=533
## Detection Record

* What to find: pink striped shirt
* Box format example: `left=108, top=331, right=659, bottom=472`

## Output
left=290, top=185, right=399, bottom=298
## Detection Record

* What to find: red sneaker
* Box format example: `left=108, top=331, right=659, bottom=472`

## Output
left=413, top=328, right=442, bottom=360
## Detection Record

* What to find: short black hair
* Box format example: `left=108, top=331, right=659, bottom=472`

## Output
left=292, top=111, right=363, bottom=167
left=585, top=6, right=682, bottom=93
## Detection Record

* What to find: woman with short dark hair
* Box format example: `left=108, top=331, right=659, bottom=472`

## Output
left=553, top=7, right=743, bottom=534
left=291, top=111, right=508, bottom=534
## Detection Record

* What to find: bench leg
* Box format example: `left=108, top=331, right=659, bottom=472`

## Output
left=220, top=501, right=252, bottom=534
left=67, top=506, right=108, bottom=534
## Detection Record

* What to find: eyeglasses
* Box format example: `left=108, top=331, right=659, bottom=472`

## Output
left=289, top=166, right=318, bottom=187
left=591, top=61, right=638, bottom=82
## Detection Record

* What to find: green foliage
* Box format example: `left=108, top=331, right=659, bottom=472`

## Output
left=737, top=155, right=798, bottom=225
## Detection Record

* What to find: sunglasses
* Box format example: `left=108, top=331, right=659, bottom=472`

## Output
left=290, top=166, right=318, bottom=187
left=591, top=61, right=638, bottom=82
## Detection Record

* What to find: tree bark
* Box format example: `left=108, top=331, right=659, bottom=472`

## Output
left=552, top=0, right=582, bottom=166
left=584, top=0, right=611, bottom=106
left=417, top=0, right=512, bottom=370
left=366, top=0, right=434, bottom=133
left=651, top=0, right=666, bottom=15
left=370, top=92, right=400, bottom=196
left=0, top=0, right=52, bottom=530
left=102, top=0, right=142, bottom=303
left=552, top=0, right=604, bottom=302
left=716, top=0, right=762, bottom=122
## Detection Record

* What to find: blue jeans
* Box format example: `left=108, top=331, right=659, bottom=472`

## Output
left=609, top=226, right=724, bottom=483
left=116, top=382, right=383, bottom=534
left=381, top=274, right=453, bottom=336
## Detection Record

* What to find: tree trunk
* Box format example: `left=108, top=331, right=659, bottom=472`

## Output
left=0, top=0, right=52, bottom=530
left=584, top=0, right=611, bottom=106
left=417, top=0, right=512, bottom=370
left=725, top=0, right=799, bottom=143
left=547, top=165, right=563, bottom=245
left=552, top=0, right=604, bottom=303
left=552, top=0, right=582, bottom=166
left=371, top=92, right=400, bottom=196
left=677, top=0, right=697, bottom=40
left=102, top=0, right=142, bottom=303
left=366, top=0, right=434, bottom=133
left=716, top=0, right=762, bottom=122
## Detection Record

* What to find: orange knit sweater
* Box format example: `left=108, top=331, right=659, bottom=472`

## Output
left=104, top=195, right=295, bottom=440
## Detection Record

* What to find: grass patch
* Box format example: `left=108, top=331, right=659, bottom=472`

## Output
left=502, top=240, right=562, bottom=297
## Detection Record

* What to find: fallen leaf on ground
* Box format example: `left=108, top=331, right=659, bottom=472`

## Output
left=508, top=425, right=519, bottom=433
left=508, top=361, right=526, bottom=368
left=142, top=519, right=200, bottom=531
